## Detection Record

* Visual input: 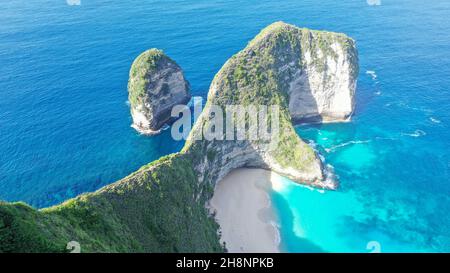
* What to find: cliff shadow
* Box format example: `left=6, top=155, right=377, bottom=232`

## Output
left=287, top=69, right=323, bottom=125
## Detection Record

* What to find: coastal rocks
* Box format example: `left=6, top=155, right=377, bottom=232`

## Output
left=128, top=49, right=191, bottom=135
left=184, top=22, right=358, bottom=189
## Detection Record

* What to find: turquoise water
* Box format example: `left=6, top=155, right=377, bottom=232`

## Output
left=0, top=1, right=449, bottom=251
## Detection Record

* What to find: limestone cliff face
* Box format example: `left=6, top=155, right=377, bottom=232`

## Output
left=286, top=27, right=358, bottom=123
left=128, top=49, right=191, bottom=135
left=184, top=22, right=358, bottom=190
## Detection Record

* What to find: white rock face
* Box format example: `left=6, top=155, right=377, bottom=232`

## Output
left=130, top=106, right=155, bottom=134
left=288, top=38, right=358, bottom=123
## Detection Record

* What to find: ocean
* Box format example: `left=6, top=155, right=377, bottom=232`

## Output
left=0, top=0, right=449, bottom=252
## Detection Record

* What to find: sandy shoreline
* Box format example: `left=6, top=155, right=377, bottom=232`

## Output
left=209, top=168, right=280, bottom=253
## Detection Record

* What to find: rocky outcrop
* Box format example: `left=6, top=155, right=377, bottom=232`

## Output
left=128, top=49, right=191, bottom=135
left=184, top=21, right=358, bottom=190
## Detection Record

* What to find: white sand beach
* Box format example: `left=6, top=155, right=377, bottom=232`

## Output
left=209, top=168, right=280, bottom=253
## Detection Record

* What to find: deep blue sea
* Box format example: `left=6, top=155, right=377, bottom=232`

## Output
left=1, top=0, right=449, bottom=252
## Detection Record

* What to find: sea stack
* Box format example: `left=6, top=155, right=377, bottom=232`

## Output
left=128, top=49, right=191, bottom=135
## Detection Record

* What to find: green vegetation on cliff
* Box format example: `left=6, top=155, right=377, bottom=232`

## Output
left=0, top=154, right=222, bottom=253
left=128, top=49, right=173, bottom=107
left=185, top=22, right=327, bottom=173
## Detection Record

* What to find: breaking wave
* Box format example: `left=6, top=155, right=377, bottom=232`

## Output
left=401, top=129, right=426, bottom=138
left=325, top=140, right=371, bottom=153
left=366, top=70, right=377, bottom=80
left=430, top=117, right=441, bottom=124
left=307, top=140, right=338, bottom=190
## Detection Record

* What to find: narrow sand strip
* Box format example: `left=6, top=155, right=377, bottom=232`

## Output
left=209, top=168, right=280, bottom=253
